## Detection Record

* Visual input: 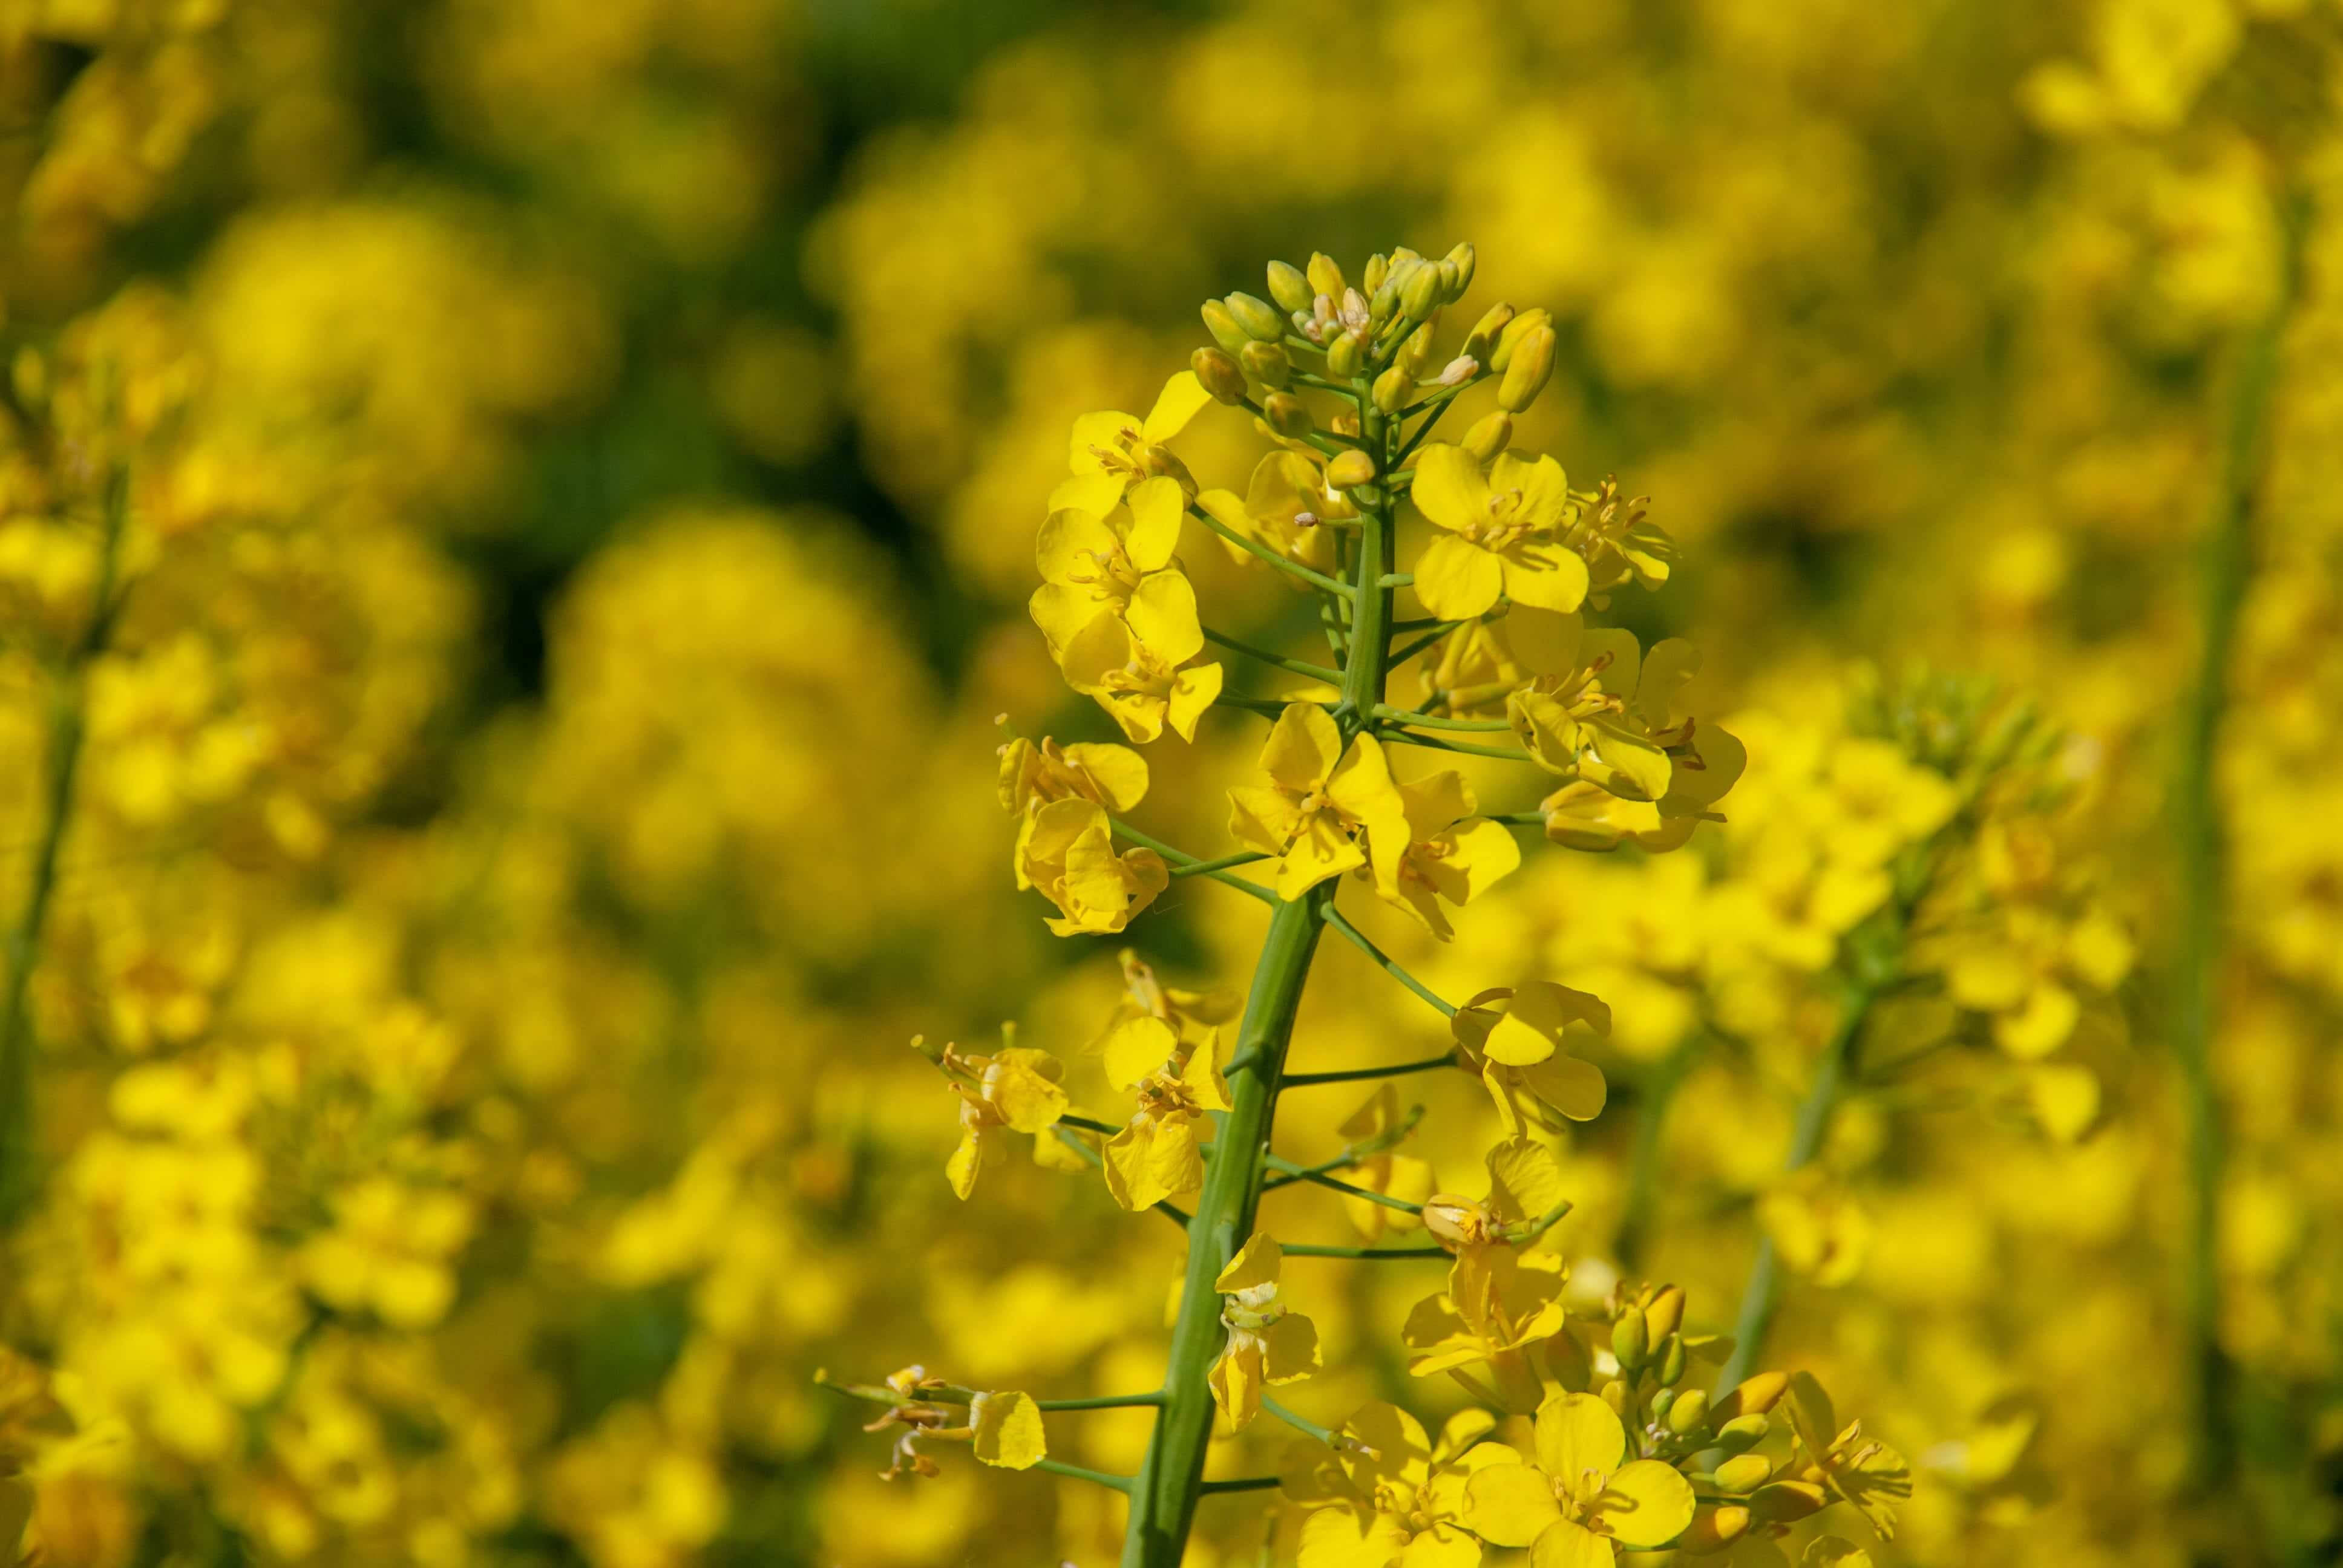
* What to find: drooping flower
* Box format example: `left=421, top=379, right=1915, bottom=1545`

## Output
left=1227, top=704, right=1409, bottom=900
left=1207, top=1233, right=1320, bottom=1428
left=926, top=1037, right=1070, bottom=1200
left=1449, top=984, right=1610, bottom=1138
left=1459, top=1391, right=1698, bottom=1558
left=1012, top=797, right=1169, bottom=935
left=1407, top=444, right=1590, bottom=619
left=1781, top=1374, right=1912, bottom=1540
left=997, top=734, right=1150, bottom=816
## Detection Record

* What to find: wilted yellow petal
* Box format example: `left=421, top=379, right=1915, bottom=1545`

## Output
left=971, top=1390, right=1046, bottom=1469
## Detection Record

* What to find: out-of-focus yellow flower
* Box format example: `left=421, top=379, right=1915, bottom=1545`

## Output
left=298, top=1177, right=474, bottom=1330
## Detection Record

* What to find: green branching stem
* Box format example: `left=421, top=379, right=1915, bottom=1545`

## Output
left=1283, top=1053, right=1457, bottom=1087
left=2172, top=202, right=2299, bottom=1496
left=1261, top=1154, right=1424, bottom=1214
left=1, top=466, right=128, bottom=1225
left=1373, top=705, right=1509, bottom=732
left=1107, top=818, right=1275, bottom=905
left=1199, top=627, right=1342, bottom=685
left=1372, top=727, right=1537, bottom=762
left=1282, top=1241, right=1450, bottom=1260
left=1187, top=504, right=1348, bottom=595
left=1325, top=908, right=1456, bottom=1018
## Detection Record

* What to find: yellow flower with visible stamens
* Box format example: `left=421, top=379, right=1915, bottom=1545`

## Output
left=1029, top=475, right=1187, bottom=658
left=997, top=735, right=1149, bottom=816
left=1012, top=797, right=1169, bottom=935
left=1364, top=769, right=1521, bottom=941
left=1197, top=449, right=1351, bottom=584
left=1101, top=1018, right=1230, bottom=1210
left=932, top=1040, right=1069, bottom=1200
left=1057, top=371, right=1216, bottom=512
left=1296, top=1403, right=1511, bottom=1568
left=1207, top=1233, right=1320, bottom=1428
left=1058, top=570, right=1224, bottom=743
left=1459, top=1391, right=1697, bottom=1560
left=1408, top=444, right=1590, bottom=619
left=1228, top=704, right=1409, bottom=900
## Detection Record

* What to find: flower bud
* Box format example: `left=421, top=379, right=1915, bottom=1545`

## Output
left=1645, top=1285, right=1686, bottom=1341
left=1266, top=260, right=1314, bottom=315
left=1600, top=1379, right=1628, bottom=1417
left=1201, top=299, right=1250, bottom=358
left=1715, top=1371, right=1791, bottom=1421
left=1611, top=1307, right=1649, bottom=1374
left=1463, top=302, right=1516, bottom=362
left=1240, top=340, right=1291, bottom=390
left=1713, top=1455, right=1773, bottom=1495
left=1371, top=365, right=1412, bottom=415
left=1461, top=411, right=1512, bottom=462
left=1665, top=1388, right=1710, bottom=1434
left=1747, top=1481, right=1828, bottom=1524
left=1434, top=259, right=1460, bottom=302
left=1326, top=332, right=1365, bottom=379
left=1363, top=253, right=1389, bottom=295
left=1490, top=307, right=1553, bottom=372
left=1496, top=324, right=1556, bottom=413
left=1191, top=347, right=1247, bottom=405
left=1445, top=241, right=1476, bottom=295
left=1339, top=289, right=1372, bottom=337
left=1226, top=292, right=1286, bottom=342
left=1307, top=252, right=1346, bottom=298
left=1400, top=259, right=1443, bottom=322
left=1397, top=322, right=1438, bottom=380
left=1677, top=1506, right=1749, bottom=1557
left=1650, top=1388, right=1677, bottom=1421
left=1368, top=280, right=1397, bottom=332
left=1327, top=449, right=1375, bottom=489
left=1656, top=1333, right=1687, bottom=1388
left=1713, top=1413, right=1771, bottom=1454
left=1329, top=409, right=1362, bottom=439
left=1262, top=392, right=1314, bottom=440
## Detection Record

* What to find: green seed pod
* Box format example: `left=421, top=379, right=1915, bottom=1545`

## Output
left=1201, top=299, right=1250, bottom=358
left=1326, top=449, right=1375, bottom=488
left=1226, top=292, right=1286, bottom=342
left=1400, top=258, right=1443, bottom=322
left=1490, top=307, right=1553, bottom=372
left=1445, top=241, right=1477, bottom=295
left=1307, top=252, right=1346, bottom=298
left=1363, top=253, right=1390, bottom=294
left=1496, top=324, right=1556, bottom=413
left=1191, top=347, right=1247, bottom=405
left=1665, top=1388, right=1710, bottom=1435
left=1713, top=1413, right=1771, bottom=1454
left=1266, top=260, right=1313, bottom=315
left=1656, top=1333, right=1687, bottom=1388
left=1326, top=332, right=1365, bottom=379
left=1240, top=339, right=1291, bottom=389
left=1397, top=321, right=1438, bottom=379
left=1463, top=301, right=1516, bottom=362
left=1371, top=365, right=1411, bottom=414
left=1713, top=1455, right=1774, bottom=1495
left=1262, top=391, right=1313, bottom=439
left=1611, top=1308, right=1650, bottom=1374
left=1461, top=410, right=1513, bottom=462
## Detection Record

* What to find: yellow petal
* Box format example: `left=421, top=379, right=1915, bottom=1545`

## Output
left=1460, top=1461, right=1562, bottom=1548
left=1126, top=476, right=1185, bottom=571
left=1037, top=506, right=1122, bottom=584
left=971, top=1390, right=1046, bottom=1469
left=1276, top=815, right=1368, bottom=900
left=1126, top=570, right=1205, bottom=665
left=1528, top=1518, right=1612, bottom=1568
left=1264, top=1313, right=1322, bottom=1383
left=1499, top=542, right=1591, bottom=614
left=2028, top=1062, right=2101, bottom=1142
left=1299, top=1504, right=1409, bottom=1568
left=989, top=1047, right=1070, bottom=1132
left=1263, top=702, right=1345, bottom=791
left=1050, top=469, right=1127, bottom=515
left=1102, top=1016, right=1179, bottom=1091
left=1414, top=534, right=1506, bottom=620
left=1142, top=370, right=1213, bottom=442
left=1061, top=742, right=1150, bottom=812
left=1484, top=981, right=1608, bottom=1067
left=1994, top=982, right=2079, bottom=1059
left=1517, top=1051, right=1607, bottom=1122
left=1594, top=1458, right=1696, bottom=1547
left=1397, top=1521, right=1481, bottom=1568
left=1210, top=1338, right=1264, bottom=1428
left=1409, top=444, right=1492, bottom=535
left=1340, top=1402, right=1434, bottom=1494
left=1170, top=662, right=1223, bottom=740
left=1802, top=1538, right=1873, bottom=1568
left=1217, top=1230, right=1283, bottom=1292
left=1069, top=411, right=1140, bottom=474
left=1636, top=638, right=1702, bottom=728
left=1103, top=1121, right=1165, bottom=1211
left=946, top=1124, right=986, bottom=1200
left=1535, top=1393, right=1626, bottom=1483
left=1490, top=450, right=1568, bottom=529
left=1181, top=1034, right=1233, bottom=1112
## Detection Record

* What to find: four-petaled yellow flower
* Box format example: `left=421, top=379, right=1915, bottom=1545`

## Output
left=1057, top=370, right=1216, bottom=512
left=1460, top=1391, right=1697, bottom=1562
left=997, top=734, right=1149, bottom=816
left=1450, top=984, right=1610, bottom=1138
left=939, top=1042, right=1069, bottom=1200
left=1296, top=1403, right=1512, bottom=1568
left=1207, top=1233, right=1320, bottom=1428
left=1059, top=570, right=1224, bottom=743
left=1409, top=444, right=1590, bottom=620
left=1507, top=627, right=1699, bottom=804
left=1029, top=475, right=1187, bottom=658
left=1228, top=704, right=1409, bottom=900
left=1013, top=797, right=1169, bottom=934
left=1100, top=1016, right=1230, bottom=1210
left=1366, top=769, right=1521, bottom=941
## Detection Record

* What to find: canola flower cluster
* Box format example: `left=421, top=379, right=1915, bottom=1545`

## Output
left=0, top=1, right=2337, bottom=1567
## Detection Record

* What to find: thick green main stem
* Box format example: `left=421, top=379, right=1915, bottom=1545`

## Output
left=1121, top=402, right=1395, bottom=1568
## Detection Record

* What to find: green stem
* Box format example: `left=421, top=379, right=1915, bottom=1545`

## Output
left=1170, top=851, right=1270, bottom=880
left=1, top=466, right=127, bottom=1225
left=1261, top=1155, right=1424, bottom=1214
left=1108, top=819, right=1275, bottom=905
left=1201, top=627, right=1342, bottom=685
left=1282, top=1241, right=1449, bottom=1260
left=1373, top=727, right=1536, bottom=762
left=1711, top=982, right=1875, bottom=1398
left=1283, top=1053, right=1457, bottom=1087
left=1386, top=625, right=1463, bottom=669
left=1373, top=704, right=1509, bottom=732
left=1036, top=1459, right=1133, bottom=1491
left=1198, top=1475, right=1282, bottom=1495
left=2172, top=210, right=2296, bottom=1495
left=1262, top=1393, right=1344, bottom=1448
left=1038, top=1393, right=1165, bottom=1412
left=1188, top=505, right=1348, bottom=595
left=1324, top=909, right=1455, bottom=1018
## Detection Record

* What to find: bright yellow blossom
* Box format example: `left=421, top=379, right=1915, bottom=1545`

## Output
left=1408, top=444, right=1590, bottom=619
left=1012, top=797, right=1170, bottom=934
left=1459, top=1392, right=1697, bottom=1558
left=997, top=734, right=1150, bottom=815
left=1207, top=1233, right=1320, bottom=1428
left=1029, top=475, right=1187, bottom=657
left=1058, top=371, right=1216, bottom=510
left=1058, top=570, right=1225, bottom=742
left=931, top=1039, right=1070, bottom=1200
left=1450, top=984, right=1610, bottom=1138
left=1366, top=769, right=1521, bottom=940
left=1228, top=704, right=1409, bottom=899
left=1101, top=1020, right=1230, bottom=1210
left=1296, top=1403, right=1512, bottom=1568
left=1197, top=449, right=1351, bottom=582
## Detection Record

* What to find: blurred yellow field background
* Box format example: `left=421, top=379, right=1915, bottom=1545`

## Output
left=0, top=2, right=2338, bottom=1566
